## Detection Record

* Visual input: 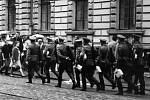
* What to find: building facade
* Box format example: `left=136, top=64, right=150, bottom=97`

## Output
left=0, top=0, right=150, bottom=48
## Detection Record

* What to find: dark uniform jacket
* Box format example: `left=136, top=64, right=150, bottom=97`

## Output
left=57, top=43, right=74, bottom=64
left=43, top=43, right=56, bottom=61
left=133, top=41, right=144, bottom=71
left=81, top=44, right=97, bottom=68
left=96, top=44, right=110, bottom=67
left=26, top=43, right=41, bottom=62
left=115, top=42, right=131, bottom=72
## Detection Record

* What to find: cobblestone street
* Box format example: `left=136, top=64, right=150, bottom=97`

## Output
left=0, top=74, right=149, bottom=100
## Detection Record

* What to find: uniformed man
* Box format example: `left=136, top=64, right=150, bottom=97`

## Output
left=115, top=34, right=135, bottom=95
left=43, top=37, right=59, bottom=83
left=132, top=34, right=145, bottom=95
left=26, top=36, right=45, bottom=84
left=37, top=38, right=45, bottom=74
left=96, top=39, right=116, bottom=91
left=74, top=39, right=83, bottom=87
left=80, top=37, right=101, bottom=91
left=55, top=37, right=77, bottom=89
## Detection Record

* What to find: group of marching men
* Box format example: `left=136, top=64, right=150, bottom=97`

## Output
left=0, top=32, right=146, bottom=96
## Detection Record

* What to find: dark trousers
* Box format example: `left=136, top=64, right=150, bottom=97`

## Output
left=116, top=72, right=135, bottom=94
left=45, top=60, right=59, bottom=82
left=0, top=58, right=10, bottom=74
left=81, top=67, right=100, bottom=90
left=75, top=68, right=81, bottom=86
left=39, top=61, right=45, bottom=74
left=28, top=61, right=44, bottom=82
left=57, top=62, right=76, bottom=87
left=134, top=71, right=145, bottom=93
left=99, top=65, right=115, bottom=89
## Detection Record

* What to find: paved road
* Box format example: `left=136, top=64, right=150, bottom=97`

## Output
left=0, top=74, right=150, bottom=100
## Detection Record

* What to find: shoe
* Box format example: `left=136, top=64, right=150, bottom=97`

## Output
left=112, top=83, right=116, bottom=89
left=124, top=90, right=132, bottom=94
left=26, top=81, right=32, bottom=83
left=139, top=91, right=145, bottom=95
left=80, top=88, right=86, bottom=91
left=55, top=85, right=61, bottom=88
left=42, top=78, right=45, bottom=84
left=90, top=83, right=94, bottom=88
left=72, top=84, right=77, bottom=89
left=96, top=85, right=102, bottom=91
left=115, top=93, right=123, bottom=95
left=76, top=84, right=80, bottom=88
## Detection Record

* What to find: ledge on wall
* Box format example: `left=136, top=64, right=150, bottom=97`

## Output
left=108, top=29, right=145, bottom=36
left=66, top=30, right=95, bottom=36
left=34, top=31, right=55, bottom=36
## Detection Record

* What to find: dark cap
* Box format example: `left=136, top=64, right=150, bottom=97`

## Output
left=100, top=38, right=107, bottom=42
left=82, top=37, right=91, bottom=43
left=117, top=34, right=126, bottom=39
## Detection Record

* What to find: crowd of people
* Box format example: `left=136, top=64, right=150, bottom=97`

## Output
left=0, top=32, right=146, bottom=96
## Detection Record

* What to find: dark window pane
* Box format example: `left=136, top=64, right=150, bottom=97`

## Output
left=41, top=1, right=51, bottom=31
left=8, top=0, right=16, bottom=31
left=75, top=0, right=88, bottom=31
left=119, top=0, right=136, bottom=29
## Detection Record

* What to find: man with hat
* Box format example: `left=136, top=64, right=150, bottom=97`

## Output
left=43, top=37, right=59, bottom=83
left=26, top=36, right=45, bottom=84
left=74, top=38, right=83, bottom=87
left=115, top=34, right=135, bottom=95
left=56, top=36, right=77, bottom=89
left=80, top=37, right=101, bottom=91
left=96, top=38, right=116, bottom=91
left=132, top=34, right=145, bottom=95
left=37, top=38, right=45, bottom=74
left=0, top=39, right=13, bottom=75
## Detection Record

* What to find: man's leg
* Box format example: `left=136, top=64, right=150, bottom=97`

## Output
left=45, top=61, right=50, bottom=83
left=56, top=63, right=64, bottom=87
left=75, top=69, right=81, bottom=87
left=51, top=61, right=59, bottom=78
left=139, top=71, right=145, bottom=95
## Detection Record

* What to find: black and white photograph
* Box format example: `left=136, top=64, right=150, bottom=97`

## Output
left=0, top=0, right=150, bottom=99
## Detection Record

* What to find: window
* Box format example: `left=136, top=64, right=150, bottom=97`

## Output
left=8, top=0, right=16, bottom=31
left=119, top=0, right=136, bottom=29
left=41, top=0, right=51, bottom=31
left=75, top=0, right=88, bottom=31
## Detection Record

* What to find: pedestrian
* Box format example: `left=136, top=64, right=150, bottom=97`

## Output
left=9, top=41, right=25, bottom=77
left=115, top=34, right=135, bottom=95
left=55, top=37, right=77, bottom=89
left=0, top=37, right=4, bottom=68
left=12, top=32, right=23, bottom=53
left=96, top=39, right=116, bottom=91
left=26, top=36, right=45, bottom=84
left=80, top=37, right=101, bottom=91
left=37, top=38, right=45, bottom=75
left=74, top=39, right=83, bottom=88
left=0, top=40, right=13, bottom=75
left=132, top=34, right=145, bottom=95
left=43, top=37, right=59, bottom=83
